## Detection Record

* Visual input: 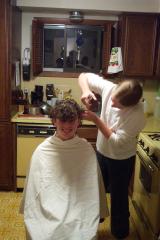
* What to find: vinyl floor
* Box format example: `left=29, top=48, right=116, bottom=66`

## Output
left=0, top=191, right=139, bottom=240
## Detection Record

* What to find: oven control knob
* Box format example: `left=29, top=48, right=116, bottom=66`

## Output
left=139, top=139, right=144, bottom=148
left=144, top=146, right=149, bottom=154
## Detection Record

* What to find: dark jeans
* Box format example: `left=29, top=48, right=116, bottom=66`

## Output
left=96, top=151, right=135, bottom=239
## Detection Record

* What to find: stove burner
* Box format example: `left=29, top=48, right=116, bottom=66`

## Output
left=148, top=133, right=160, bottom=141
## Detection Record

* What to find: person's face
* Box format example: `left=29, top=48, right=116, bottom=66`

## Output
left=54, top=119, right=80, bottom=140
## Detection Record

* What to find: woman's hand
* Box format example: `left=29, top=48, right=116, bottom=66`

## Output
left=81, top=92, right=97, bottom=110
left=82, top=110, right=112, bottom=139
left=82, top=110, right=98, bottom=123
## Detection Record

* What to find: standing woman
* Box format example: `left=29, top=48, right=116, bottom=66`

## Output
left=78, top=73, right=146, bottom=239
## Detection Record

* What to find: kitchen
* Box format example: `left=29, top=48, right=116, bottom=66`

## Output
left=0, top=0, right=160, bottom=239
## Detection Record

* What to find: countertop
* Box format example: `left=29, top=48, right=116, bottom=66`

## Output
left=11, top=112, right=95, bottom=126
left=11, top=113, right=160, bottom=131
left=143, top=115, right=160, bottom=132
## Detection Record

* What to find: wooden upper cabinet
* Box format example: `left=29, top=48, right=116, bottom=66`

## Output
left=0, top=0, right=21, bottom=120
left=32, top=19, right=43, bottom=76
left=156, top=46, right=160, bottom=77
left=119, top=14, right=158, bottom=77
left=155, top=17, right=160, bottom=77
left=101, top=22, right=112, bottom=77
left=0, top=0, right=10, bottom=120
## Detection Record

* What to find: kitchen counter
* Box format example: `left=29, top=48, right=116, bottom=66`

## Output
left=11, top=112, right=95, bottom=126
left=143, top=115, right=160, bottom=132
left=11, top=113, right=160, bottom=130
left=11, top=112, right=52, bottom=124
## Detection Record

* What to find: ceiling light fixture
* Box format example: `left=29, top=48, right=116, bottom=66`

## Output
left=69, top=11, right=84, bottom=22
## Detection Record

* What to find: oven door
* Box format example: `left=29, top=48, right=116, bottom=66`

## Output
left=137, top=150, right=159, bottom=194
left=132, top=151, right=160, bottom=238
left=17, top=135, right=45, bottom=189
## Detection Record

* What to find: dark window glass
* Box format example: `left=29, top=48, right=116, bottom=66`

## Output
left=43, top=24, right=103, bottom=73
left=43, top=25, right=65, bottom=71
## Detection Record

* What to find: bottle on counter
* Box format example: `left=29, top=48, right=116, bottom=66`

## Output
left=46, top=84, right=57, bottom=106
left=143, top=98, right=149, bottom=117
left=154, top=96, right=160, bottom=119
left=23, top=88, right=30, bottom=114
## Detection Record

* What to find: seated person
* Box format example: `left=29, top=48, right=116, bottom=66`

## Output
left=20, top=99, right=108, bottom=240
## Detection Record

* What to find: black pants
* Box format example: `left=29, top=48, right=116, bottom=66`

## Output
left=96, top=151, right=135, bottom=239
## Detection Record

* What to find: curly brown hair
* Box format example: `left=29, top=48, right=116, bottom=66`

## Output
left=51, top=99, right=83, bottom=122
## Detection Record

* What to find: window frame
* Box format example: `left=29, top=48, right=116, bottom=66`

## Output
left=32, top=17, right=116, bottom=78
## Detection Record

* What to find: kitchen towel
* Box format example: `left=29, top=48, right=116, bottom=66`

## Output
left=107, top=47, right=123, bottom=74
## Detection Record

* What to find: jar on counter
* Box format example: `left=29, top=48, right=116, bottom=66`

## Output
left=154, top=96, right=160, bottom=119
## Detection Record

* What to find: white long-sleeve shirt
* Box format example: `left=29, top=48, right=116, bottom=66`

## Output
left=85, top=73, right=146, bottom=160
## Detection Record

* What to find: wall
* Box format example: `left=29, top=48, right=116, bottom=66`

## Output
left=143, top=79, right=160, bottom=115
left=21, top=12, right=117, bottom=56
left=17, top=0, right=159, bottom=13
left=22, top=76, right=160, bottom=115
left=22, top=77, right=82, bottom=105
left=20, top=11, right=160, bottom=114
left=21, top=11, right=117, bottom=104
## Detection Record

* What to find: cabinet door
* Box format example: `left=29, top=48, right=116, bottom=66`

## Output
left=0, top=0, right=10, bottom=120
left=77, top=126, right=98, bottom=150
left=0, top=0, right=21, bottom=120
left=0, top=123, right=15, bottom=190
left=156, top=48, right=160, bottom=77
left=155, top=17, right=160, bottom=77
left=121, top=15, right=157, bottom=76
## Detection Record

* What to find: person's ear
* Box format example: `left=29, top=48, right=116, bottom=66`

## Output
left=52, top=118, right=56, bottom=126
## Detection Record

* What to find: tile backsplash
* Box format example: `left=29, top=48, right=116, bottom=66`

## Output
left=21, top=76, right=160, bottom=114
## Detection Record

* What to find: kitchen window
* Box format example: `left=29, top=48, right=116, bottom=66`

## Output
left=43, top=24, right=103, bottom=73
left=32, top=18, right=116, bottom=77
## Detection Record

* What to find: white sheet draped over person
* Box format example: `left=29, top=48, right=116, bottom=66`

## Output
left=20, top=99, right=108, bottom=240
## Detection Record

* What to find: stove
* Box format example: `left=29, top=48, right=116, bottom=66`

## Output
left=137, top=132, right=160, bottom=168
left=131, top=131, right=160, bottom=240
left=148, top=133, right=160, bottom=141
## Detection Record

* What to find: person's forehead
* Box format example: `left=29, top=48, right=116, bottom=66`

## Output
left=56, top=119, right=78, bottom=125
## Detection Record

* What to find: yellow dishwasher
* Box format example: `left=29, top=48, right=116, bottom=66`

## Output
left=17, top=124, right=55, bottom=190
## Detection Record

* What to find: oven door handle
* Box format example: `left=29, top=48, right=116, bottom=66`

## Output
left=137, top=151, right=155, bottom=173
